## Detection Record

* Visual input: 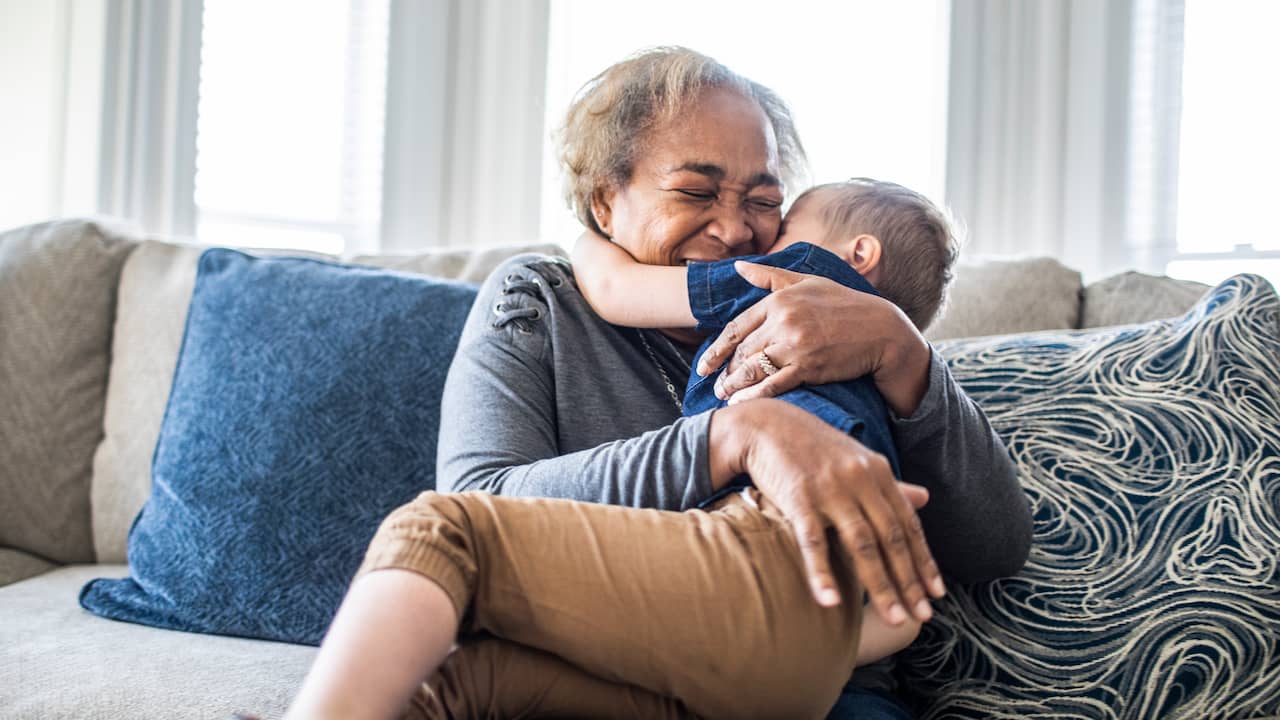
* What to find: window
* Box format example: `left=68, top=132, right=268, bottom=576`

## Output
left=539, top=0, right=950, bottom=247
left=193, top=0, right=389, bottom=255
left=1168, top=0, right=1280, bottom=288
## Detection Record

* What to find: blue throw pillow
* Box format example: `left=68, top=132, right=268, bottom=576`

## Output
left=80, top=249, right=478, bottom=645
left=899, top=274, right=1280, bottom=719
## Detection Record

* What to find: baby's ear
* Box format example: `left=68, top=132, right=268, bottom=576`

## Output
left=589, top=188, right=615, bottom=238
left=847, top=233, right=883, bottom=275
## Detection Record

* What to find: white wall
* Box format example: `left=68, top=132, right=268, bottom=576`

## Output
left=0, top=0, right=105, bottom=232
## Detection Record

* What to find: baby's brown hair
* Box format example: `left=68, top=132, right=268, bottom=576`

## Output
left=805, top=178, right=960, bottom=331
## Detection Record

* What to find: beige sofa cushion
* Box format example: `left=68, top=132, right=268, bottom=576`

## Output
left=348, top=242, right=566, bottom=283
left=90, top=241, right=204, bottom=562
left=0, top=219, right=137, bottom=564
left=926, top=256, right=1083, bottom=340
left=91, top=241, right=568, bottom=562
left=1081, top=270, right=1212, bottom=328
left=0, top=565, right=315, bottom=719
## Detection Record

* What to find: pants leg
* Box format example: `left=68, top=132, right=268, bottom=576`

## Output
left=402, top=634, right=696, bottom=719
left=359, top=489, right=862, bottom=720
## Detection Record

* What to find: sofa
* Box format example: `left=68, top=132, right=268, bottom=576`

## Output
left=1, top=218, right=1276, bottom=719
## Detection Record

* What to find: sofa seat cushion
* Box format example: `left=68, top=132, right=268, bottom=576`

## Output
left=902, top=274, right=1280, bottom=718
left=1, top=565, right=314, bottom=720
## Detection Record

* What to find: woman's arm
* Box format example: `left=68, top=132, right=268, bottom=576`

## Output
left=694, top=263, right=1032, bottom=583
left=437, top=256, right=714, bottom=511
left=571, top=231, right=695, bottom=328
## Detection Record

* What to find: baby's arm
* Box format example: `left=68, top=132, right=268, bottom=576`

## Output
left=572, top=231, right=696, bottom=328
left=855, top=601, right=923, bottom=667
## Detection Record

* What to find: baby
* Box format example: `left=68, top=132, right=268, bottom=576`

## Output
left=573, top=176, right=960, bottom=662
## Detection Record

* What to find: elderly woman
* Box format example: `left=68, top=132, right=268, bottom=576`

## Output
left=286, top=48, right=1030, bottom=720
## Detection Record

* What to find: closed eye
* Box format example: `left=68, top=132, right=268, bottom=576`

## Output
left=676, top=189, right=715, bottom=200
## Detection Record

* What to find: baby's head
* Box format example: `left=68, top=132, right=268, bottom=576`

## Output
left=774, top=178, right=960, bottom=331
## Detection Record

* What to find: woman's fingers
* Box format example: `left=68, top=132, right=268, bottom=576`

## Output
left=896, top=482, right=930, bottom=510
left=731, top=260, right=812, bottom=291
left=828, top=505, right=909, bottom=624
left=696, top=262, right=810, bottom=377
left=696, top=310, right=768, bottom=377
left=790, top=509, right=843, bottom=607
left=861, top=479, right=935, bottom=622
left=735, top=401, right=943, bottom=617
left=725, top=366, right=799, bottom=405
left=886, top=481, right=947, bottom=599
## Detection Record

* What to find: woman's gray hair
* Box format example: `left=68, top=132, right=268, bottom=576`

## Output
left=555, top=46, right=807, bottom=235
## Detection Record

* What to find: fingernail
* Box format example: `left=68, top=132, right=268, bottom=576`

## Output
left=819, top=588, right=840, bottom=606
left=915, top=599, right=933, bottom=621
left=931, top=577, right=947, bottom=597
left=695, top=362, right=708, bottom=376
left=727, top=394, right=740, bottom=405
left=888, top=604, right=907, bottom=624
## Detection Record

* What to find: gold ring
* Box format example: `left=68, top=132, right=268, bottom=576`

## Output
left=758, top=351, right=779, bottom=376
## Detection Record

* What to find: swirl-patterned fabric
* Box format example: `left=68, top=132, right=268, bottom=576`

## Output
left=900, top=274, right=1280, bottom=719
left=80, top=249, right=478, bottom=645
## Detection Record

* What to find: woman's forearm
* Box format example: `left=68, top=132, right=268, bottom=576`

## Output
left=440, top=413, right=717, bottom=511
left=437, top=256, right=718, bottom=511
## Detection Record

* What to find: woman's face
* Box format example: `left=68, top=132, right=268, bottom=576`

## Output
left=593, top=87, right=785, bottom=266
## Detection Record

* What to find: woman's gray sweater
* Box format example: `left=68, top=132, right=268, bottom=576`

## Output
left=437, top=254, right=1032, bottom=582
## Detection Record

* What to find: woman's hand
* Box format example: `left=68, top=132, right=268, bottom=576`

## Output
left=695, top=261, right=932, bottom=418
left=709, top=400, right=945, bottom=624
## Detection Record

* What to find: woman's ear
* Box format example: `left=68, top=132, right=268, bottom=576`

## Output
left=846, top=233, right=883, bottom=276
left=589, top=188, right=616, bottom=238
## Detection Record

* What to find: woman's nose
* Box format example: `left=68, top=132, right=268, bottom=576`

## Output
left=708, top=205, right=754, bottom=250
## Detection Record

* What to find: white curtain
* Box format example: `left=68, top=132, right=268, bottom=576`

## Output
left=946, top=0, right=1184, bottom=280
left=98, top=0, right=204, bottom=237
left=380, top=0, right=550, bottom=251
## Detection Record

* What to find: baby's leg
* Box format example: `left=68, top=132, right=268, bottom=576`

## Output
left=404, top=634, right=695, bottom=719
left=855, top=600, right=923, bottom=668
left=357, top=489, right=862, bottom=720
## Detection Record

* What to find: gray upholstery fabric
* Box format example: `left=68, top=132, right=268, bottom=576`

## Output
left=0, top=565, right=315, bottom=719
left=91, top=241, right=568, bottom=562
left=0, top=548, right=56, bottom=587
left=926, top=256, right=1083, bottom=340
left=0, top=219, right=137, bottom=564
left=1081, top=270, right=1212, bottom=328
left=348, top=241, right=567, bottom=283
left=91, top=241, right=205, bottom=562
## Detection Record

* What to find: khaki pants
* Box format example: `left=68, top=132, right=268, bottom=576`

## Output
left=357, top=489, right=862, bottom=720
